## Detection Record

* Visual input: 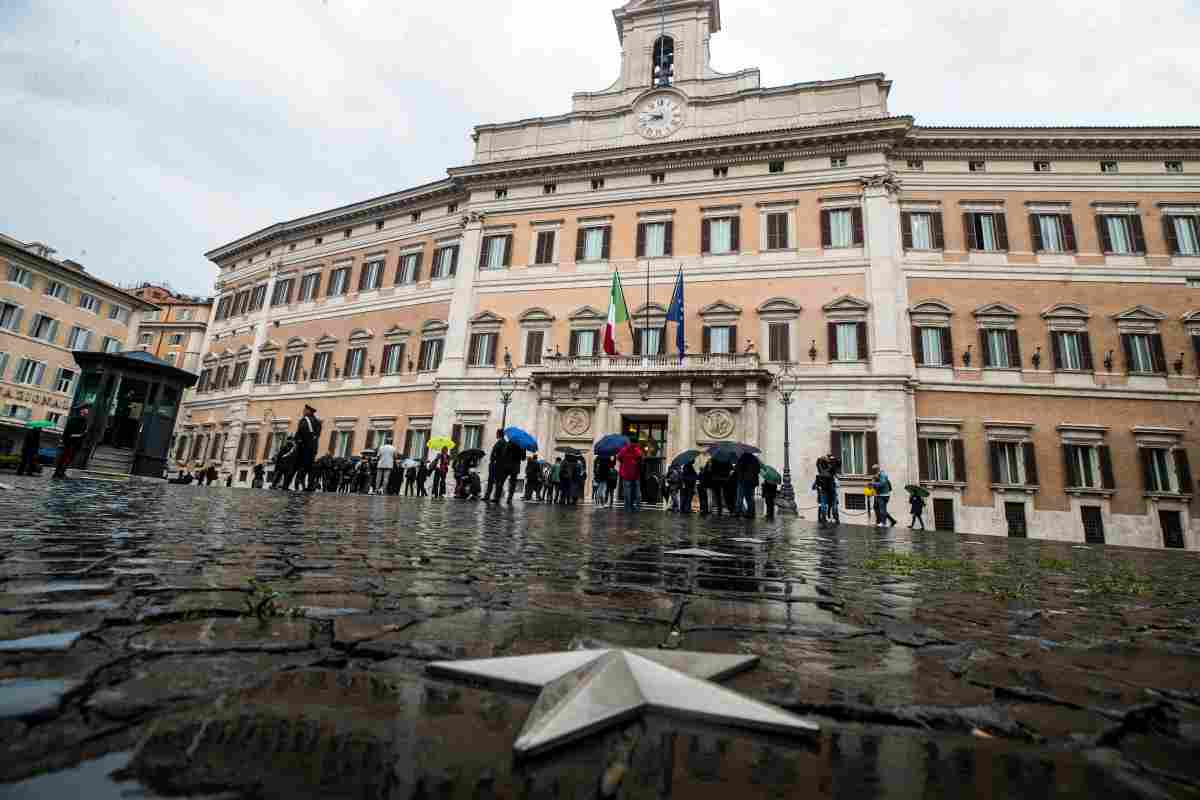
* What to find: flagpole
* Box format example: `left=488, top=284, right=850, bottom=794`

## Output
left=644, top=257, right=650, bottom=355
left=619, top=270, right=637, bottom=348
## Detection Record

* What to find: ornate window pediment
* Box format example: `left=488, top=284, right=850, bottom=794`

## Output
left=1112, top=305, right=1166, bottom=322
left=469, top=310, right=505, bottom=325
left=1182, top=310, right=1200, bottom=336
left=568, top=305, right=605, bottom=324
left=909, top=299, right=952, bottom=326
left=756, top=297, right=801, bottom=319
left=315, top=334, right=339, bottom=351
left=384, top=325, right=412, bottom=340
left=974, top=302, right=1020, bottom=318
left=519, top=307, right=556, bottom=327
left=822, top=295, right=870, bottom=321
left=1041, top=303, right=1090, bottom=321
left=235, top=345, right=253, bottom=358
left=698, top=300, right=743, bottom=319
left=422, top=319, right=448, bottom=336
left=285, top=336, right=308, bottom=350
left=202, top=353, right=218, bottom=365
left=348, top=328, right=374, bottom=344
left=632, top=302, right=668, bottom=326
left=258, top=339, right=280, bottom=354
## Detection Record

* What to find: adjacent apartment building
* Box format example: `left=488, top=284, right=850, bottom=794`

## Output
left=128, top=283, right=213, bottom=377
left=180, top=0, right=1200, bottom=550
left=0, top=234, right=156, bottom=453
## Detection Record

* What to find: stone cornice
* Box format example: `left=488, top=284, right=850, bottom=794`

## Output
left=899, top=126, right=1200, bottom=160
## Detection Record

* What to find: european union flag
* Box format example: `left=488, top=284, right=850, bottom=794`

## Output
left=665, top=267, right=684, bottom=362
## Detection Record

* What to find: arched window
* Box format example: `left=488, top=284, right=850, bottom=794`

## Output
left=652, top=36, right=674, bottom=86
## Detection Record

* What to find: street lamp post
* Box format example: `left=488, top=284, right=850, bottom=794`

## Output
left=497, top=348, right=516, bottom=430
left=772, top=361, right=798, bottom=513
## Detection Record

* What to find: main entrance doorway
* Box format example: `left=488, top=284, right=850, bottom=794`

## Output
left=622, top=416, right=668, bottom=503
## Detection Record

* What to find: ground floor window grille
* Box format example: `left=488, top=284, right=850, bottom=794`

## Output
left=933, top=498, right=955, bottom=531
left=1160, top=510, right=1184, bottom=549
left=1005, top=502, right=1027, bottom=538
left=1081, top=506, right=1105, bottom=544
left=844, top=493, right=866, bottom=511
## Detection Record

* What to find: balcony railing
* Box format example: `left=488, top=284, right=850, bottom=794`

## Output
left=537, top=352, right=762, bottom=372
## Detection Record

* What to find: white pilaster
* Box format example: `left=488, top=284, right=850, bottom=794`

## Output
left=438, top=217, right=484, bottom=378
left=862, top=176, right=910, bottom=375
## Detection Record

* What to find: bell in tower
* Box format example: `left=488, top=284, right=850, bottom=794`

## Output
left=652, top=34, right=675, bottom=86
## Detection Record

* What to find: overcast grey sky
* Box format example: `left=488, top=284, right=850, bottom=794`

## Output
left=2, top=0, right=1197, bottom=295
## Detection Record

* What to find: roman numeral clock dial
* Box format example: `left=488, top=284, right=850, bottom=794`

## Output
left=636, top=94, right=683, bottom=139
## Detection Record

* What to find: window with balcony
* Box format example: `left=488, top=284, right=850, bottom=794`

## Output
left=15, top=358, right=46, bottom=386
left=820, top=207, right=863, bottom=249
left=989, top=440, right=1038, bottom=486
left=769, top=160, right=785, bottom=174
left=495, top=188, right=508, bottom=200
left=701, top=216, right=739, bottom=255
left=271, top=278, right=294, bottom=306
left=7, top=265, right=32, bottom=289
left=569, top=329, right=598, bottom=357
left=767, top=323, right=790, bottom=362
left=44, top=281, right=67, bottom=301
left=524, top=331, right=544, bottom=366
left=575, top=226, right=611, bottom=262
left=102, top=337, right=121, bottom=354
left=906, top=159, right=924, bottom=170
left=467, top=333, right=498, bottom=367
left=1122, top=332, right=1166, bottom=374
left=543, top=183, right=557, bottom=195
left=636, top=221, right=673, bottom=258
left=963, top=212, right=1009, bottom=251
left=712, top=167, right=728, bottom=178
left=66, top=325, right=92, bottom=351
left=0, top=302, right=23, bottom=332
left=1034, top=160, right=1051, bottom=172
left=231, top=361, right=249, bottom=385
left=381, top=342, right=405, bottom=374
left=327, top=267, right=350, bottom=296
left=1029, top=213, right=1076, bottom=253
left=534, top=230, right=556, bottom=265
left=281, top=354, right=303, bottom=383
left=480, top=234, right=512, bottom=271
left=1097, top=213, right=1146, bottom=254
left=1100, top=161, right=1119, bottom=174
left=254, top=358, right=275, bottom=385
left=418, top=338, right=444, bottom=371
left=78, top=293, right=100, bottom=314
left=1164, top=214, right=1200, bottom=255
left=634, top=327, right=665, bottom=356
left=1062, top=443, right=1115, bottom=490
left=28, top=314, right=59, bottom=343
left=701, top=325, right=734, bottom=355
left=396, top=252, right=422, bottom=284
left=591, top=179, right=605, bottom=191
left=432, top=245, right=459, bottom=279
left=310, top=351, right=331, bottom=381
left=830, top=155, right=847, bottom=168
left=298, top=272, right=321, bottom=301
left=650, top=172, right=665, bottom=185
left=901, top=211, right=945, bottom=250
left=969, top=161, right=986, bottom=172
left=344, top=347, right=366, bottom=378
left=358, top=259, right=384, bottom=291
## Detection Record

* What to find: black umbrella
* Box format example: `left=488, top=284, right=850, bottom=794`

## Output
left=706, top=441, right=761, bottom=463
left=555, top=445, right=583, bottom=456
left=669, top=450, right=701, bottom=470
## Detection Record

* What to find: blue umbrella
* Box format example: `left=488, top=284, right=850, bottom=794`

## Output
left=504, top=426, right=538, bottom=452
left=593, top=434, right=629, bottom=457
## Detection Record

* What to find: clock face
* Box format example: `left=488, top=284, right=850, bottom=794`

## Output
left=636, top=94, right=683, bottom=139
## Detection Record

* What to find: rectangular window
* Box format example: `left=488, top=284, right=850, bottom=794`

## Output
left=826, top=209, right=856, bottom=248
left=7, top=265, right=33, bottom=289
left=835, top=322, right=859, bottom=362
left=639, top=222, right=670, bottom=257
left=969, top=161, right=986, bottom=172
left=534, top=230, right=556, bottom=265
left=917, top=327, right=949, bottom=366
left=139, top=332, right=154, bottom=346
left=1166, top=215, right=1200, bottom=256
left=28, top=314, right=58, bottom=342
left=109, top=305, right=131, bottom=324
left=1161, top=510, right=1185, bottom=548
left=1054, top=331, right=1091, bottom=371
left=327, top=267, right=350, bottom=296
left=4, top=405, right=32, bottom=421
left=1166, top=161, right=1184, bottom=174
left=906, top=159, right=924, bottom=170
left=1034, top=161, right=1051, bottom=172
left=231, top=361, right=249, bottom=385
left=213, top=365, right=230, bottom=389
left=271, top=278, right=294, bottom=306
left=0, top=352, right=8, bottom=380
left=334, top=431, right=353, bottom=458
left=311, top=351, right=331, bottom=381
left=964, top=212, right=1009, bottom=251
left=543, top=183, right=556, bottom=195
left=418, top=338, right=444, bottom=371
left=984, top=329, right=1014, bottom=368
left=705, top=325, right=733, bottom=355
left=254, top=358, right=275, bottom=385
left=703, top=217, right=738, bottom=255
left=397, top=253, right=421, bottom=284
left=769, top=160, right=785, bottom=174
left=66, top=325, right=92, bottom=350
left=1081, top=506, right=1105, bottom=544
left=467, top=333, right=498, bottom=367
left=78, top=293, right=100, bottom=313
left=766, top=212, right=789, bottom=250
left=432, top=245, right=459, bottom=278
left=411, top=211, right=421, bottom=223
left=0, top=302, right=23, bottom=331
left=407, top=429, right=429, bottom=459
left=907, top=212, right=939, bottom=250
left=14, top=358, right=46, bottom=386
left=768, top=322, right=790, bottom=362
left=282, top=354, right=303, bottom=382
left=1005, top=502, right=1028, bottom=538
left=232, top=290, right=250, bottom=316
left=524, top=330, right=544, bottom=365
left=712, top=167, right=728, bottom=178
left=358, top=260, right=384, bottom=291
left=925, top=439, right=953, bottom=481
left=577, top=227, right=610, bottom=262
left=214, top=296, right=232, bottom=320
left=1098, top=214, right=1145, bottom=254
left=1100, top=161, right=1119, bottom=174
left=462, top=425, right=483, bottom=451
left=102, top=337, right=121, bottom=354
left=570, top=329, right=598, bottom=357
left=344, top=347, right=366, bottom=378
left=1123, top=333, right=1161, bottom=373
left=1029, top=213, right=1075, bottom=253
left=1143, top=448, right=1178, bottom=493
left=381, top=342, right=406, bottom=374
left=636, top=327, right=664, bottom=356
left=298, top=272, right=321, bottom=301
left=830, top=155, right=847, bottom=168
left=933, top=498, right=955, bottom=531
left=167, top=333, right=184, bottom=346
left=495, top=188, right=508, bottom=200
left=46, top=411, right=63, bottom=427
left=992, top=441, right=1030, bottom=485
left=591, top=179, right=605, bottom=190
left=650, top=172, right=665, bottom=184
left=840, top=432, right=866, bottom=476
left=249, top=284, right=267, bottom=311
left=44, top=281, right=67, bottom=301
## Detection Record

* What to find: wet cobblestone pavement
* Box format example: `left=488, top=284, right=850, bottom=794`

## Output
left=1, top=476, right=1198, bottom=799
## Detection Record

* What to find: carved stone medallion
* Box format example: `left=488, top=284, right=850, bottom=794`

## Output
left=560, top=407, right=591, bottom=437
left=702, top=408, right=735, bottom=440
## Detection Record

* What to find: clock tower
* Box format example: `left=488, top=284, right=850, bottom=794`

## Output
left=610, top=0, right=725, bottom=91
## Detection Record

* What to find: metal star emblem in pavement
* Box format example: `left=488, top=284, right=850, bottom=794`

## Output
left=427, top=649, right=818, bottom=757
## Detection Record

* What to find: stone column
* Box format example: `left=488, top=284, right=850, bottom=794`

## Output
left=678, top=379, right=693, bottom=451
left=743, top=379, right=760, bottom=448
left=438, top=214, right=486, bottom=379
left=243, top=264, right=280, bottom=395
left=861, top=174, right=910, bottom=375
left=536, top=379, right=553, bottom=452
left=596, top=379, right=611, bottom=438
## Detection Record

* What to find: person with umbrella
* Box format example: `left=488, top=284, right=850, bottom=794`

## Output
left=907, top=485, right=929, bottom=529
left=523, top=453, right=540, bottom=500
left=697, top=460, right=712, bottom=516
left=484, top=429, right=508, bottom=503
left=735, top=450, right=761, bottom=518
left=760, top=464, right=781, bottom=520
left=616, top=439, right=643, bottom=511
left=870, top=463, right=898, bottom=527
left=679, top=459, right=697, bottom=513
left=404, top=459, right=418, bottom=496
left=431, top=446, right=450, bottom=498
left=17, top=421, right=47, bottom=476
left=52, top=405, right=90, bottom=479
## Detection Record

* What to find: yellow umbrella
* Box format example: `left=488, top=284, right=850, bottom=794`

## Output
left=427, top=436, right=456, bottom=452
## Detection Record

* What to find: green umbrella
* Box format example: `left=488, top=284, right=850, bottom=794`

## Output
left=904, top=484, right=930, bottom=498
left=760, top=464, right=782, bottom=483
left=26, top=420, right=54, bottom=429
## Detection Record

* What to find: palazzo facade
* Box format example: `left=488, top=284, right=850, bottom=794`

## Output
left=180, top=0, right=1200, bottom=550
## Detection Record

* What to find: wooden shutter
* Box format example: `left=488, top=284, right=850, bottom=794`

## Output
left=592, top=330, right=601, bottom=356
left=995, top=214, right=1009, bottom=250
left=827, top=323, right=838, bottom=362
left=851, top=207, right=864, bottom=246
left=1092, top=444, right=1115, bottom=489
left=346, top=431, right=355, bottom=456
left=449, top=246, right=458, bottom=276
left=952, top=439, right=966, bottom=485
left=467, top=334, right=480, bottom=366
left=912, top=327, right=925, bottom=366
left=525, top=331, right=543, bottom=365
left=1079, top=332, right=1094, bottom=371
left=488, top=335, right=499, bottom=366
left=478, top=238, right=489, bottom=268
left=1096, top=216, right=1112, bottom=253
left=1062, top=444, right=1079, bottom=487
left=1163, top=216, right=1180, bottom=254
left=1029, top=214, right=1043, bottom=252
left=451, top=425, right=462, bottom=449
left=601, top=227, right=612, bottom=259
left=1139, top=448, right=1154, bottom=490
left=1007, top=330, right=1022, bottom=369
left=575, top=228, right=586, bottom=261
left=930, top=213, right=944, bottom=250
left=769, top=323, right=789, bottom=362
left=1193, top=335, right=1200, bottom=372
left=1023, top=442, right=1039, bottom=486
left=1175, top=449, right=1193, bottom=495
left=820, top=210, right=832, bottom=248
left=1120, top=334, right=1135, bottom=372
left=633, top=328, right=643, bottom=355
left=829, top=431, right=842, bottom=461
left=568, top=331, right=578, bottom=357
left=403, top=430, right=414, bottom=457
left=963, top=213, right=978, bottom=250
left=328, top=430, right=337, bottom=454
left=701, top=327, right=710, bottom=354
left=657, top=327, right=667, bottom=355
left=1050, top=333, right=1064, bottom=370
left=1150, top=334, right=1167, bottom=374
left=636, top=223, right=646, bottom=258
left=856, top=322, right=869, bottom=361
left=730, top=217, right=740, bottom=251
left=1061, top=215, right=1076, bottom=252
left=989, top=442, right=1002, bottom=484
left=901, top=212, right=913, bottom=249
left=663, top=221, right=674, bottom=256
left=503, top=235, right=513, bottom=267
left=701, top=219, right=711, bottom=253
left=978, top=329, right=991, bottom=367
left=917, top=438, right=929, bottom=480
left=865, top=431, right=879, bottom=471
left=941, top=327, right=954, bottom=367
left=1130, top=215, right=1146, bottom=254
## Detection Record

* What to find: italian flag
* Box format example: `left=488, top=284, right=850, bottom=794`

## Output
left=603, top=271, right=630, bottom=355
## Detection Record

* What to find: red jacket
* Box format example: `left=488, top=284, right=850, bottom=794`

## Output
left=616, top=444, right=643, bottom=481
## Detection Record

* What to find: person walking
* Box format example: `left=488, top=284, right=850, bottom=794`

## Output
left=17, top=424, right=41, bottom=476
left=909, top=492, right=927, bottom=530
left=375, top=437, right=397, bottom=494
left=572, top=457, right=586, bottom=506
left=697, top=461, right=711, bottom=516
left=484, top=430, right=508, bottom=504
left=206, top=464, right=219, bottom=486
left=558, top=456, right=574, bottom=505
left=416, top=458, right=429, bottom=496
left=665, top=465, right=681, bottom=512
left=52, top=405, right=91, bottom=478
left=762, top=476, right=778, bottom=520
left=432, top=448, right=450, bottom=498
left=273, top=436, right=297, bottom=489
left=593, top=456, right=611, bottom=507
left=605, top=460, right=618, bottom=507
left=251, top=463, right=265, bottom=488
left=549, top=458, right=562, bottom=504
left=680, top=461, right=697, bottom=514
left=735, top=452, right=760, bottom=518
left=523, top=454, right=541, bottom=501
left=404, top=461, right=417, bottom=496
left=871, top=464, right=898, bottom=527
left=616, top=440, right=643, bottom=511
left=293, top=405, right=322, bottom=492
left=503, top=437, right=524, bottom=505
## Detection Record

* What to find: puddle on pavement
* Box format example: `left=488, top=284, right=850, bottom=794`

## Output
left=0, top=677, right=78, bottom=717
